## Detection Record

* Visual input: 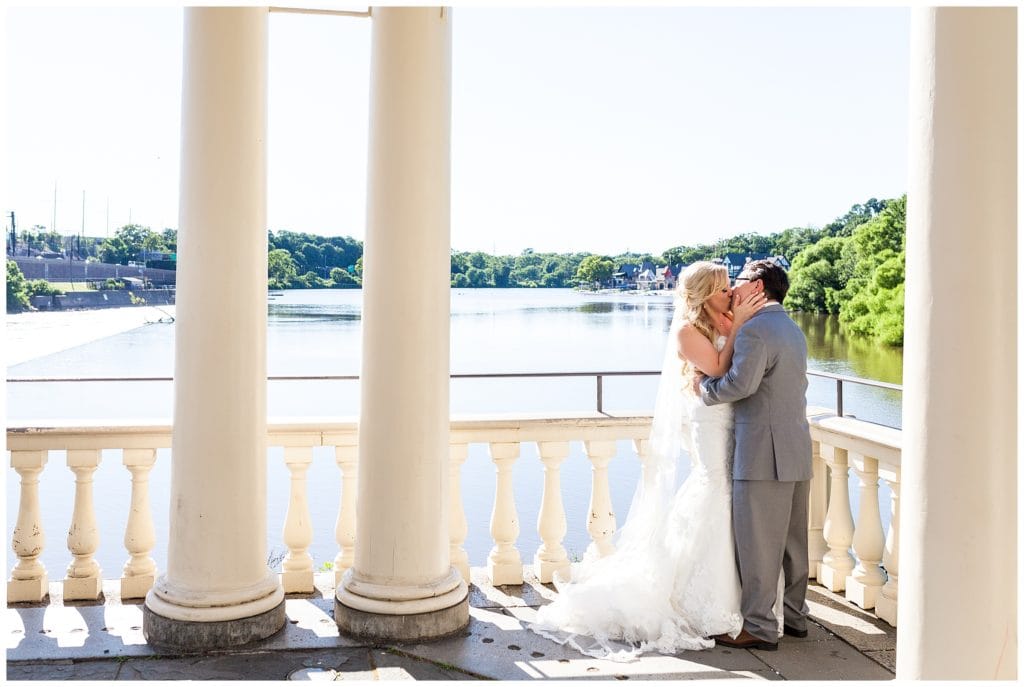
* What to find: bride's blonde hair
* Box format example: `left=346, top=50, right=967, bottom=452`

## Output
left=676, top=261, right=729, bottom=391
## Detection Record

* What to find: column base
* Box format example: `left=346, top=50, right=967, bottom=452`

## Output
left=64, top=576, right=103, bottom=601
left=143, top=599, right=286, bottom=651
left=875, top=594, right=898, bottom=626
left=845, top=578, right=881, bottom=609
left=817, top=564, right=851, bottom=592
left=119, top=575, right=155, bottom=600
left=336, top=594, right=469, bottom=642
left=281, top=570, right=314, bottom=594
left=533, top=555, right=569, bottom=584
left=488, top=558, right=523, bottom=586
left=8, top=575, right=49, bottom=603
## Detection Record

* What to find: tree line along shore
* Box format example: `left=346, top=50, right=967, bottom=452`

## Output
left=6, top=195, right=905, bottom=345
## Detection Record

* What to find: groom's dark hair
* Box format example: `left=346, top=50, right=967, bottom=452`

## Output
left=743, top=259, right=790, bottom=303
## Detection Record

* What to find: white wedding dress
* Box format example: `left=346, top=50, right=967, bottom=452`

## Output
left=530, top=324, right=781, bottom=661
left=528, top=333, right=745, bottom=659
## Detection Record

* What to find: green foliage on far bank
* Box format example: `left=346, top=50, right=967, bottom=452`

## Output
left=786, top=196, right=906, bottom=346
left=7, top=260, right=30, bottom=312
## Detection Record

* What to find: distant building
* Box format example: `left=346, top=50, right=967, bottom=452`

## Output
left=721, top=253, right=791, bottom=280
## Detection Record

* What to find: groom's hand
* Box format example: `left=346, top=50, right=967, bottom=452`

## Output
left=692, top=371, right=705, bottom=395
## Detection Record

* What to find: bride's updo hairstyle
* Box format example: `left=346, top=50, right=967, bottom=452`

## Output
left=676, top=261, right=729, bottom=344
left=676, top=261, right=729, bottom=391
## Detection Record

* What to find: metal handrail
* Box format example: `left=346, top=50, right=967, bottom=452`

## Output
left=7, top=369, right=901, bottom=418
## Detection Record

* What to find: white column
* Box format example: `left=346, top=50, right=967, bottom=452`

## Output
left=807, top=439, right=829, bottom=580
left=8, top=450, right=49, bottom=603
left=336, top=6, right=466, bottom=641
left=845, top=454, right=885, bottom=609
left=534, top=441, right=570, bottom=583
left=333, top=444, right=358, bottom=586
left=899, top=7, right=1016, bottom=680
left=144, top=6, right=284, bottom=648
left=818, top=445, right=855, bottom=592
left=875, top=473, right=900, bottom=627
left=449, top=443, right=470, bottom=582
left=120, top=448, right=158, bottom=600
left=281, top=446, right=315, bottom=594
left=487, top=442, right=523, bottom=585
left=584, top=440, right=617, bottom=557
left=64, top=449, right=102, bottom=601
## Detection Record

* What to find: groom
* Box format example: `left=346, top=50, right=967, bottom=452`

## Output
left=699, top=259, right=813, bottom=651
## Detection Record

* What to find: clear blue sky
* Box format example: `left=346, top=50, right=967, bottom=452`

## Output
left=4, top=4, right=910, bottom=256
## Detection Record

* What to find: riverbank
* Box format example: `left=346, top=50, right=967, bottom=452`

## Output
left=5, top=305, right=176, bottom=367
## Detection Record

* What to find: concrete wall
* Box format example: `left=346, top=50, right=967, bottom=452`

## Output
left=11, top=257, right=177, bottom=286
left=33, top=289, right=176, bottom=310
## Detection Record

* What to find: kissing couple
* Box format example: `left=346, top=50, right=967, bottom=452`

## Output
left=529, top=259, right=813, bottom=660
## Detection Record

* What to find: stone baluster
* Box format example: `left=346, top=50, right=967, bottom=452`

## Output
left=333, top=444, right=358, bottom=586
left=120, top=448, right=158, bottom=599
left=64, top=449, right=103, bottom=601
left=282, top=446, right=314, bottom=593
left=583, top=440, right=617, bottom=557
left=449, top=443, right=470, bottom=582
left=874, top=469, right=900, bottom=626
left=845, top=453, right=887, bottom=609
left=8, top=450, right=49, bottom=603
left=487, top=442, right=522, bottom=585
left=818, top=444, right=855, bottom=592
left=807, top=439, right=829, bottom=580
left=534, top=441, right=570, bottom=583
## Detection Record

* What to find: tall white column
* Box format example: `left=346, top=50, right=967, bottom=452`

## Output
left=899, top=7, right=1016, bottom=680
left=144, top=6, right=284, bottom=649
left=336, top=6, right=467, bottom=641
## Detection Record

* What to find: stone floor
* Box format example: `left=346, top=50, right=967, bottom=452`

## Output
left=5, top=568, right=896, bottom=681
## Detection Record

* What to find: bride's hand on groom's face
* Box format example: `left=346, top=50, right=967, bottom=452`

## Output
left=731, top=290, right=767, bottom=326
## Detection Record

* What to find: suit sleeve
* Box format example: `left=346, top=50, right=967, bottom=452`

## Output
left=700, top=326, right=768, bottom=405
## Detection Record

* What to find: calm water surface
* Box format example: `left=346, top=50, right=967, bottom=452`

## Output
left=7, top=289, right=901, bottom=579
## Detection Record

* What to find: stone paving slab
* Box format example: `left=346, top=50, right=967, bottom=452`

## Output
left=6, top=569, right=897, bottom=681
left=805, top=584, right=897, bottom=654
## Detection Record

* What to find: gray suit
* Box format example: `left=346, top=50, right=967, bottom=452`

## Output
left=700, top=303, right=812, bottom=642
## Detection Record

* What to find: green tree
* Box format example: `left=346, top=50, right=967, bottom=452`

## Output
left=329, top=267, right=358, bottom=288
left=575, top=255, right=615, bottom=287
left=6, top=260, right=30, bottom=312
left=268, top=248, right=299, bottom=288
left=785, top=236, right=849, bottom=313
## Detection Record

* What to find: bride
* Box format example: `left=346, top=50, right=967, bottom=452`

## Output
left=529, top=261, right=770, bottom=660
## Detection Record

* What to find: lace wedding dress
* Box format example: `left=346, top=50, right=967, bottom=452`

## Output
left=530, top=310, right=781, bottom=661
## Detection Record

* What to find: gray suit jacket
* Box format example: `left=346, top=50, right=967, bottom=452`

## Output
left=700, top=304, right=812, bottom=481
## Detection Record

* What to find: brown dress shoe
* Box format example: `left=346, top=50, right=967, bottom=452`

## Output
left=712, top=628, right=779, bottom=651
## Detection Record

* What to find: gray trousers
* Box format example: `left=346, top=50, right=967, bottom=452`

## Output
left=733, top=479, right=811, bottom=642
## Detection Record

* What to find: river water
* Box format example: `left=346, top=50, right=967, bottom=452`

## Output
left=6, top=289, right=901, bottom=579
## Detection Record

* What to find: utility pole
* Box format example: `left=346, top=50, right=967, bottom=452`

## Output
left=8, top=211, right=15, bottom=256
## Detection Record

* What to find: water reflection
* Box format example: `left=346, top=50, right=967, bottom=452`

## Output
left=792, top=312, right=903, bottom=385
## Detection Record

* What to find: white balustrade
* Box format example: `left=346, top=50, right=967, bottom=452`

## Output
left=120, top=448, right=157, bottom=599
left=487, top=442, right=522, bottom=585
left=281, top=446, right=315, bottom=593
left=845, top=453, right=887, bottom=608
left=534, top=441, right=570, bottom=583
left=807, top=439, right=829, bottom=580
left=64, top=449, right=103, bottom=601
left=333, top=444, right=358, bottom=585
left=7, top=410, right=901, bottom=632
left=875, top=471, right=900, bottom=626
left=583, top=440, right=617, bottom=558
left=8, top=450, right=49, bottom=603
left=818, top=444, right=855, bottom=592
